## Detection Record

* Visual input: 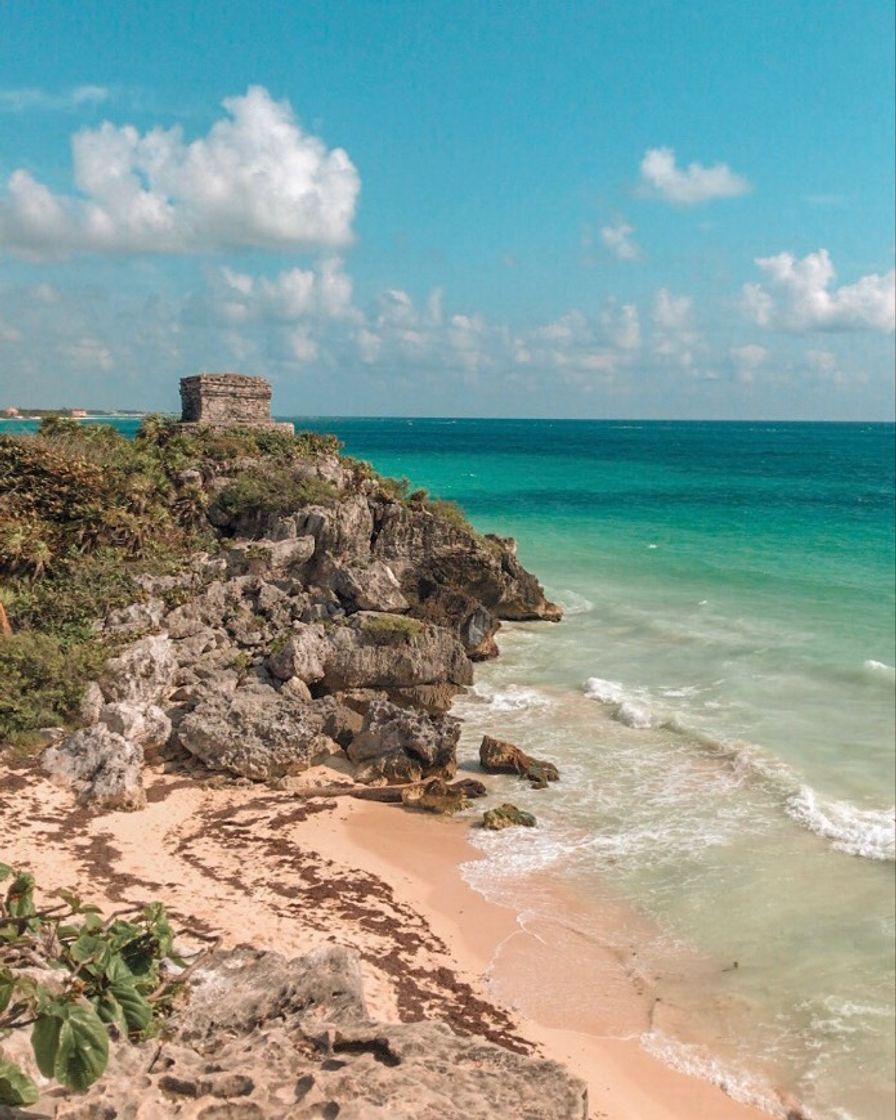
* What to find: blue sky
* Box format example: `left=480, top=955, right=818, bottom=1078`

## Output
left=0, top=0, right=893, bottom=418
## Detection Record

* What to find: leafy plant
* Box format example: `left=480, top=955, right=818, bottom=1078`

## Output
left=0, top=864, right=191, bottom=1103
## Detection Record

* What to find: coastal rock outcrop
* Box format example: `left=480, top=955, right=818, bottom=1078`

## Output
left=348, top=699, right=460, bottom=785
left=54, top=945, right=588, bottom=1120
left=320, top=612, right=473, bottom=693
left=479, top=734, right=560, bottom=787
left=177, top=688, right=337, bottom=780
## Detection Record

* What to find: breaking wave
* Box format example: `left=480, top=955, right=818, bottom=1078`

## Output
left=786, top=787, right=895, bottom=862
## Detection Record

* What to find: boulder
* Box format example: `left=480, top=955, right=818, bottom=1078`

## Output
left=354, top=753, right=424, bottom=786
left=348, top=699, right=460, bottom=780
left=177, top=688, right=335, bottom=780
left=449, top=777, right=488, bottom=799
left=331, top=560, right=409, bottom=613
left=266, top=624, right=328, bottom=683
left=225, top=535, right=315, bottom=577
left=43, top=725, right=146, bottom=811
left=321, top=613, right=472, bottom=693
left=412, top=586, right=500, bottom=660
left=98, top=702, right=171, bottom=753
left=479, top=734, right=559, bottom=787
left=482, top=803, right=537, bottom=830
left=401, top=777, right=469, bottom=815
left=98, top=633, right=177, bottom=706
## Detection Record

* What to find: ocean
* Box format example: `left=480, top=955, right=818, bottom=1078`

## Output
left=298, top=418, right=896, bottom=1120
left=7, top=416, right=894, bottom=1117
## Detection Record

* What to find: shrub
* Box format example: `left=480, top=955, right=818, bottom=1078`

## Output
left=359, top=614, right=423, bottom=639
left=0, top=866, right=191, bottom=1103
left=210, top=467, right=338, bottom=524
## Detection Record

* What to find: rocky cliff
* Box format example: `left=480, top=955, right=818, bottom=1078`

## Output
left=42, top=439, right=560, bottom=811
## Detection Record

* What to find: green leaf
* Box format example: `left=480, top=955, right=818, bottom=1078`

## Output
left=31, top=1011, right=63, bottom=1079
left=6, top=872, right=35, bottom=919
left=55, top=888, right=82, bottom=912
left=0, top=863, right=13, bottom=883
left=0, top=967, right=15, bottom=1014
left=109, top=981, right=152, bottom=1034
left=70, top=933, right=112, bottom=971
left=0, top=1057, right=39, bottom=1107
left=32, top=1003, right=108, bottom=1092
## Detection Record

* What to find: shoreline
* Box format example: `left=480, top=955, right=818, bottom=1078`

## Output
left=0, top=759, right=770, bottom=1119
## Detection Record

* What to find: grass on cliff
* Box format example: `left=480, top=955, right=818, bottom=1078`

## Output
left=0, top=416, right=341, bottom=744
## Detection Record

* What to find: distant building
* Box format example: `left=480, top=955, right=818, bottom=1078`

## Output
left=70, top=409, right=88, bottom=418
left=1, top=406, right=19, bottom=417
left=179, top=373, right=293, bottom=432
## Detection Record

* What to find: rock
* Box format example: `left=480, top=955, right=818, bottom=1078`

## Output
left=104, top=596, right=166, bottom=634
left=311, top=690, right=382, bottom=747
left=331, top=560, right=409, bottom=613
left=225, top=536, right=316, bottom=577
left=266, top=624, right=328, bottom=683
left=55, top=944, right=588, bottom=1120
left=353, top=752, right=424, bottom=786
left=449, top=777, right=487, bottom=799
left=43, top=725, right=146, bottom=811
left=385, top=681, right=462, bottom=715
left=413, top=586, right=500, bottom=660
left=321, top=613, right=472, bottom=693
left=180, top=945, right=368, bottom=1039
left=348, top=699, right=459, bottom=780
left=280, top=676, right=312, bottom=702
left=98, top=702, right=172, bottom=752
left=371, top=501, right=562, bottom=623
left=177, top=689, right=335, bottom=780
left=99, top=633, right=177, bottom=706
left=482, top=803, right=537, bottom=830
left=401, top=777, right=469, bottom=815
left=78, top=680, right=105, bottom=724
left=479, top=734, right=559, bottom=787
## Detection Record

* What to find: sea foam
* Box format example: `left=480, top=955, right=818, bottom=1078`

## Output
left=785, top=786, right=896, bottom=862
left=584, top=676, right=656, bottom=728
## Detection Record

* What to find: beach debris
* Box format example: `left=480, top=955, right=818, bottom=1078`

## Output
left=482, top=803, right=537, bottom=830
left=401, top=776, right=470, bottom=815
left=479, top=734, right=559, bottom=787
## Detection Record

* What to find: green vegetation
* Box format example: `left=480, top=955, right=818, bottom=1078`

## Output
left=0, top=417, right=344, bottom=745
left=359, top=613, right=424, bottom=639
left=210, top=466, right=338, bottom=524
left=0, top=864, right=189, bottom=1103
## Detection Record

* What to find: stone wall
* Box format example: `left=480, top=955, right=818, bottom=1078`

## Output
left=179, top=374, right=292, bottom=431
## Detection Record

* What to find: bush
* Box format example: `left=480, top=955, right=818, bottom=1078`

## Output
left=359, top=614, right=423, bottom=639
left=210, top=467, right=338, bottom=524
left=0, top=865, right=190, bottom=1103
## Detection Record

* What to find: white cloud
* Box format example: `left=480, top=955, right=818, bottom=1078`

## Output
left=0, top=86, right=360, bottom=256
left=218, top=258, right=357, bottom=323
left=0, top=85, right=109, bottom=113
left=743, top=250, right=895, bottom=333
left=652, top=288, right=701, bottom=369
left=730, top=343, right=768, bottom=383
left=601, top=221, right=640, bottom=260
left=601, top=301, right=641, bottom=351
left=639, top=147, right=750, bottom=205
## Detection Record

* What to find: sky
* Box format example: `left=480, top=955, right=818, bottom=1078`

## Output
left=0, top=0, right=893, bottom=419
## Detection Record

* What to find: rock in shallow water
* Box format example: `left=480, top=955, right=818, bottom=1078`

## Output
left=479, top=734, right=559, bottom=787
left=482, top=803, right=537, bottom=830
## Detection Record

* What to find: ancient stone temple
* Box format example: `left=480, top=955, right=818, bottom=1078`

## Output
left=179, top=373, right=293, bottom=432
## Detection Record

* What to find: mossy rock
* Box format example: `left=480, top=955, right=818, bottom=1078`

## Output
left=482, top=803, right=537, bottom=830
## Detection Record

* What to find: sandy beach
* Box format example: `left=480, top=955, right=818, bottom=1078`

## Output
left=2, top=755, right=770, bottom=1119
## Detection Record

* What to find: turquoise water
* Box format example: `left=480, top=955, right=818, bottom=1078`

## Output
left=7, top=416, right=894, bottom=1116
left=296, top=418, right=896, bottom=1120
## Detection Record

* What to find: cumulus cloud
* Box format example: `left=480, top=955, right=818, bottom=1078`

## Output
left=0, top=86, right=360, bottom=256
left=218, top=258, right=358, bottom=323
left=652, top=288, right=701, bottom=369
left=0, top=85, right=109, bottom=112
left=639, top=147, right=750, bottom=205
left=601, top=221, right=640, bottom=260
left=743, top=249, right=895, bottom=333
left=730, top=343, right=768, bottom=383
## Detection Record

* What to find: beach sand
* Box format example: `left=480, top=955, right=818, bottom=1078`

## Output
left=2, top=759, right=769, bottom=1118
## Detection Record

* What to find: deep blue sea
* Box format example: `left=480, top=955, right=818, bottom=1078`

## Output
left=6, top=416, right=894, bottom=1117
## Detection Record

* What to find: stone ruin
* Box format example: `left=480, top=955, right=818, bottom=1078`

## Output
left=179, top=373, right=294, bottom=432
